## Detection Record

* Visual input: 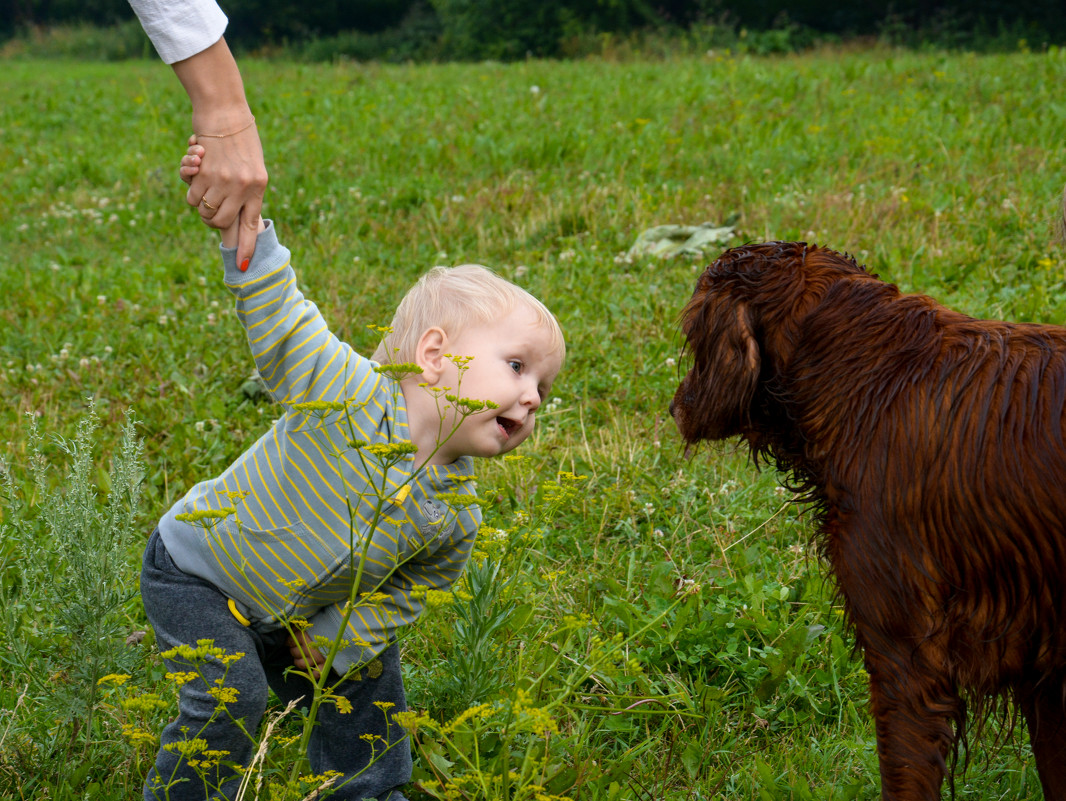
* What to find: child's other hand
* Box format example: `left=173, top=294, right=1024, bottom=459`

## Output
left=287, top=630, right=327, bottom=680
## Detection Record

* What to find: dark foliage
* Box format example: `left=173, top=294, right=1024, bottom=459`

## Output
left=2, top=0, right=1065, bottom=56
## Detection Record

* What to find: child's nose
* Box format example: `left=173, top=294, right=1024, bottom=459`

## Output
left=521, top=380, right=541, bottom=409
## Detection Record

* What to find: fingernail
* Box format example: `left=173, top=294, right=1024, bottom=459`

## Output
left=239, top=258, right=250, bottom=272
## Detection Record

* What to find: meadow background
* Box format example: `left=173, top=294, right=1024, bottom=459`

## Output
left=1, top=41, right=1065, bottom=800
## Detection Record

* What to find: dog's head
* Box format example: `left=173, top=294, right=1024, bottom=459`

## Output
left=670, top=241, right=871, bottom=446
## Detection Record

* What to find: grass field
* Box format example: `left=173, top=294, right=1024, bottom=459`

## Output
left=1, top=44, right=1065, bottom=800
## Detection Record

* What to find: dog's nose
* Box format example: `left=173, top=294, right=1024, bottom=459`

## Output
left=668, top=400, right=676, bottom=418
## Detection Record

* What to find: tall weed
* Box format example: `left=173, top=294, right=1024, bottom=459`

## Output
left=0, top=401, right=145, bottom=799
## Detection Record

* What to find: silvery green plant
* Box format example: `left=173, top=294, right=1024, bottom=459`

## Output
left=0, top=400, right=145, bottom=797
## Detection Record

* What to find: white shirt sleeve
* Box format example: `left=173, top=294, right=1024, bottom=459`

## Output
left=127, top=0, right=228, bottom=64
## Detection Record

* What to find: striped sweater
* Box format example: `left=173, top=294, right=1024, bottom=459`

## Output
left=157, top=221, right=481, bottom=673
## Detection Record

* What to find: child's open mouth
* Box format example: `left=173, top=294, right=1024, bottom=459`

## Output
left=496, top=417, right=519, bottom=437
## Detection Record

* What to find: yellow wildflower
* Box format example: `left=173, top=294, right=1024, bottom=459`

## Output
left=208, top=685, right=239, bottom=705
left=96, top=673, right=130, bottom=686
left=121, top=724, right=158, bottom=748
left=174, top=508, right=236, bottom=523
left=289, top=400, right=347, bottom=414
left=120, top=693, right=169, bottom=713
left=164, top=738, right=208, bottom=757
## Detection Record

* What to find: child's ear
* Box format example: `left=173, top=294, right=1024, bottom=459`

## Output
left=414, top=327, right=449, bottom=383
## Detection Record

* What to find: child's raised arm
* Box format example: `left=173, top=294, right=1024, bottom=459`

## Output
left=180, top=136, right=264, bottom=251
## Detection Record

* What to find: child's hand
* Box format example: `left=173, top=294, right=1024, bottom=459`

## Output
left=180, top=136, right=262, bottom=251
left=179, top=140, right=205, bottom=186
left=287, top=630, right=327, bottom=680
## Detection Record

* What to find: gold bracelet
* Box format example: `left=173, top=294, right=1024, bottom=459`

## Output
left=195, top=116, right=256, bottom=139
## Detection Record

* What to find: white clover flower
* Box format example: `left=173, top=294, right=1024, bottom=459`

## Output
left=530, top=85, right=541, bottom=95
left=665, top=357, right=676, bottom=367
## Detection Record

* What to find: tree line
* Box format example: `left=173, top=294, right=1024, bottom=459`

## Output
left=4, top=0, right=1065, bottom=58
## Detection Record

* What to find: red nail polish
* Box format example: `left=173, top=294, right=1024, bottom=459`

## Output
left=239, top=258, right=250, bottom=272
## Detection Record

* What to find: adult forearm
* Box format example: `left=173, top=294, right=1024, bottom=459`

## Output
left=171, top=37, right=253, bottom=132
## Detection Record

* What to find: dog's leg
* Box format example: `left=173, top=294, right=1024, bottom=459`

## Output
left=1020, top=674, right=1066, bottom=801
left=863, top=649, right=961, bottom=801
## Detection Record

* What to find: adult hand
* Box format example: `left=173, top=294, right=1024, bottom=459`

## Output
left=187, top=121, right=267, bottom=269
left=180, top=138, right=262, bottom=250
left=172, top=37, right=268, bottom=269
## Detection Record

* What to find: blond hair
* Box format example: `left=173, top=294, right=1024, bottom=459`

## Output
left=370, top=264, right=565, bottom=365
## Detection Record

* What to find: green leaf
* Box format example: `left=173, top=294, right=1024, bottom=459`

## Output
left=681, top=738, right=704, bottom=780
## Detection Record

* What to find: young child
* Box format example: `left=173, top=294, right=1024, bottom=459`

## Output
left=141, top=143, right=565, bottom=800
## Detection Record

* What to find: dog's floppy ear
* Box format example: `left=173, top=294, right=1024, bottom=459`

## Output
left=675, top=286, right=761, bottom=442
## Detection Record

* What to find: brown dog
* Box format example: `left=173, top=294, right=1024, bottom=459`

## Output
left=670, top=241, right=1066, bottom=800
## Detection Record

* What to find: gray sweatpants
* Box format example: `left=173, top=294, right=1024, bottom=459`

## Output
left=140, top=529, right=412, bottom=801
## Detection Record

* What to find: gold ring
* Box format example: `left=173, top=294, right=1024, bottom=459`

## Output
left=200, top=196, right=217, bottom=211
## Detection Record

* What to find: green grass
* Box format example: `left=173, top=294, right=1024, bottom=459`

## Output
left=1, top=44, right=1065, bottom=799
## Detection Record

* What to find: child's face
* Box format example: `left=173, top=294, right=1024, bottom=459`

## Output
left=430, top=304, right=562, bottom=463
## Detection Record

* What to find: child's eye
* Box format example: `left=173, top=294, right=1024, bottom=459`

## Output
left=508, top=359, right=522, bottom=373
